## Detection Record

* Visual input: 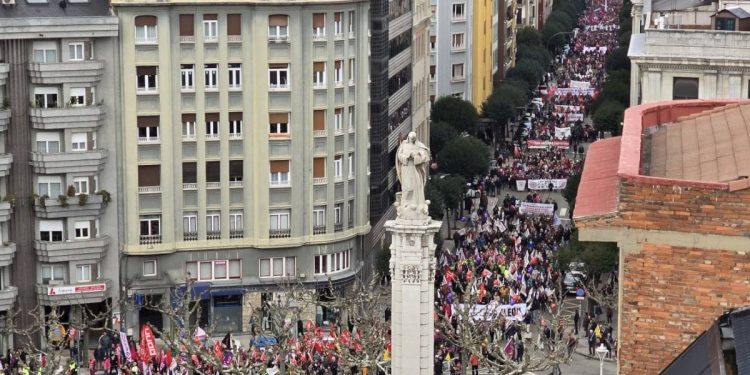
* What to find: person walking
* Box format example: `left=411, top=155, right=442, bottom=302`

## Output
left=573, top=309, right=580, bottom=336
left=587, top=329, right=597, bottom=356
left=469, top=353, right=479, bottom=375
left=582, top=313, right=590, bottom=338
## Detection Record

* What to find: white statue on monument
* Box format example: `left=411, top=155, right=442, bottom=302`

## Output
left=395, top=131, right=431, bottom=220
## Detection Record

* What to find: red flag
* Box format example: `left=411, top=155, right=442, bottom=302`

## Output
left=213, top=341, right=223, bottom=361
left=165, top=349, right=172, bottom=366
left=140, top=325, right=158, bottom=357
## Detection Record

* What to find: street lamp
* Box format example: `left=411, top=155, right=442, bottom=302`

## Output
left=595, top=343, right=609, bottom=375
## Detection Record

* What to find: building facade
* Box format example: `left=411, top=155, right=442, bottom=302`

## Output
left=367, top=0, right=431, bottom=260
left=628, top=0, right=750, bottom=106
left=495, top=0, right=516, bottom=84
left=0, top=0, right=120, bottom=349
left=111, top=0, right=371, bottom=338
left=574, top=99, right=750, bottom=374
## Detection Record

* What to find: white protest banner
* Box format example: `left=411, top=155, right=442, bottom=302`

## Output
left=120, top=332, right=133, bottom=362
left=554, top=105, right=583, bottom=113
left=458, top=303, right=528, bottom=321
left=569, top=80, right=591, bottom=89
left=527, top=179, right=567, bottom=190
left=516, top=180, right=527, bottom=191
left=519, top=202, right=555, bottom=216
left=565, top=113, right=584, bottom=122
left=554, top=87, right=596, bottom=96
left=555, top=127, right=571, bottom=139
left=527, top=140, right=570, bottom=149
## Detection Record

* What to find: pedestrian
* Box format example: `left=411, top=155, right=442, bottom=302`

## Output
left=582, top=313, right=590, bottom=337
left=573, top=308, right=580, bottom=335
left=469, top=353, right=479, bottom=375
left=606, top=306, right=613, bottom=324
left=587, top=329, right=597, bottom=356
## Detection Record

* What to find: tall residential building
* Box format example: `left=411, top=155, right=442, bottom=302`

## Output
left=367, top=0, right=431, bottom=256
left=428, top=0, right=504, bottom=107
left=628, top=0, right=750, bottom=106
left=0, top=0, right=120, bottom=348
left=516, top=0, right=551, bottom=30
left=111, top=0, right=371, bottom=338
left=495, top=0, right=517, bottom=82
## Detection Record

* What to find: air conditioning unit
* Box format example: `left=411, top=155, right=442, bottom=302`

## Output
left=1, top=0, right=15, bottom=6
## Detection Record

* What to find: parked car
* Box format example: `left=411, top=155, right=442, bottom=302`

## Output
left=564, top=271, right=587, bottom=294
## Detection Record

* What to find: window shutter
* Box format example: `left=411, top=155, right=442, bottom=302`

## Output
left=313, top=110, right=325, bottom=131
left=269, top=14, right=288, bottom=27
left=85, top=87, right=94, bottom=105
left=313, top=158, right=326, bottom=178
left=312, top=13, right=325, bottom=28
left=269, top=113, right=288, bottom=124
left=137, top=116, right=159, bottom=128
left=203, top=14, right=218, bottom=21
left=182, top=162, right=197, bottom=183
left=86, top=132, right=94, bottom=151
left=269, top=63, right=288, bottom=69
left=83, top=41, right=92, bottom=60
left=136, top=66, right=157, bottom=76
left=179, top=14, right=195, bottom=36
left=335, top=60, right=342, bottom=70
left=134, top=15, right=158, bottom=26
left=205, top=113, right=220, bottom=123
left=229, top=112, right=243, bottom=122
left=270, top=160, right=289, bottom=173
left=182, top=113, right=196, bottom=123
left=138, top=165, right=161, bottom=186
left=313, top=62, right=325, bottom=73
left=227, top=14, right=241, bottom=36
left=335, top=12, right=342, bottom=23
left=90, top=220, right=97, bottom=238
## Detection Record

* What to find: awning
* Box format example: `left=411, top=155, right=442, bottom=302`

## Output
left=251, top=336, right=278, bottom=348
left=172, top=283, right=212, bottom=307
left=211, top=288, right=244, bottom=297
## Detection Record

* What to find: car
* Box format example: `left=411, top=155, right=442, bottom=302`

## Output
left=564, top=271, right=587, bottom=294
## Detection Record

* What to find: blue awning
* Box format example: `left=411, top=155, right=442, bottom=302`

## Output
left=251, top=336, right=278, bottom=348
left=172, top=283, right=212, bottom=306
left=211, top=288, right=244, bottom=297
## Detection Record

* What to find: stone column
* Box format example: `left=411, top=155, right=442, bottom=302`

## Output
left=386, top=214, right=441, bottom=375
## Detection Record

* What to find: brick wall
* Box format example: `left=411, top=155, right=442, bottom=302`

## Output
left=620, top=243, right=750, bottom=374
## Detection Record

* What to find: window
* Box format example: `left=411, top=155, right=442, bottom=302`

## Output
left=143, top=260, right=157, bottom=277
left=37, top=176, right=62, bottom=197
left=73, top=177, right=89, bottom=195
left=348, top=153, right=354, bottom=178
left=41, top=264, right=66, bottom=285
left=673, top=77, right=699, bottom=100
left=333, top=156, right=343, bottom=180
left=179, top=14, right=195, bottom=38
left=39, top=220, right=64, bottom=242
left=334, top=60, right=343, bottom=86
left=313, top=110, right=326, bottom=133
left=68, top=43, right=85, bottom=61
left=229, top=211, right=243, bottom=237
left=69, top=88, right=86, bottom=107
left=205, top=113, right=219, bottom=139
left=181, top=64, right=195, bottom=91
left=228, top=63, right=242, bottom=89
left=452, top=33, right=465, bottom=50
left=430, top=35, right=436, bottom=51
left=183, top=213, right=197, bottom=238
left=347, top=199, right=355, bottom=227
left=334, top=12, right=343, bottom=36
left=76, top=264, right=95, bottom=283
left=314, top=249, right=351, bottom=275
left=268, top=15, right=289, bottom=40
left=715, top=17, right=736, bottom=31
left=312, top=13, right=326, bottom=38
left=430, top=65, right=436, bottom=81
left=348, top=106, right=355, bottom=131
left=71, top=133, right=87, bottom=151
left=182, top=114, right=196, bottom=140
left=259, top=257, right=295, bottom=278
left=334, top=108, right=343, bottom=133
left=452, top=3, right=466, bottom=20
left=229, top=160, right=243, bottom=183
left=313, top=62, right=326, bottom=87
left=34, top=87, right=58, bottom=108
left=204, top=64, right=218, bottom=90
left=313, top=157, right=326, bottom=180
left=313, top=206, right=326, bottom=232
left=134, top=16, right=158, bottom=44
left=270, top=160, right=290, bottom=186
left=139, top=216, right=161, bottom=236
left=137, top=116, right=160, bottom=142
left=229, top=112, right=242, bottom=138
left=74, top=221, right=90, bottom=239
left=348, top=59, right=355, bottom=84
left=206, top=212, right=220, bottom=238
left=36, top=132, right=60, bottom=154
left=183, top=162, right=197, bottom=185
left=138, top=165, right=161, bottom=189
left=452, top=63, right=465, bottom=80
left=206, top=161, right=220, bottom=185
left=32, top=41, right=58, bottom=63
left=203, top=14, right=218, bottom=42
left=334, top=203, right=343, bottom=225
left=269, top=64, right=289, bottom=89
left=348, top=11, right=355, bottom=35
left=227, top=14, right=241, bottom=38
left=187, top=260, right=241, bottom=281
left=269, top=113, right=289, bottom=135
left=136, top=66, right=158, bottom=92
left=269, top=210, right=290, bottom=231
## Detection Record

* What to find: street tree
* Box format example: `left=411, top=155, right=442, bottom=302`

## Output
left=482, top=83, right=528, bottom=144
left=431, top=96, right=479, bottom=134
left=425, top=179, right=447, bottom=220
left=516, top=26, right=543, bottom=48
left=506, top=60, right=545, bottom=91
left=433, top=175, right=467, bottom=230
left=437, top=136, right=490, bottom=180
left=592, top=100, right=626, bottom=135
left=430, top=121, right=459, bottom=156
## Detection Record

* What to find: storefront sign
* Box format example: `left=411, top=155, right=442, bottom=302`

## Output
left=47, top=283, right=106, bottom=296
left=519, top=202, right=555, bottom=216
left=527, top=140, right=570, bottom=149
left=527, top=179, right=568, bottom=190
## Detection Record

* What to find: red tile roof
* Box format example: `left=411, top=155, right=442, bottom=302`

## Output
left=573, top=137, right=622, bottom=219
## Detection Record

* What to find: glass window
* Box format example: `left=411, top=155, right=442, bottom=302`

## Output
left=39, top=219, right=64, bottom=242
left=673, top=77, right=699, bottom=100
left=269, top=210, right=290, bottom=230
left=34, top=87, right=59, bottom=109
left=76, top=264, right=92, bottom=283
left=73, top=177, right=89, bottom=195
left=181, top=64, right=194, bottom=90
left=229, top=63, right=242, bottom=89
left=199, top=262, right=212, bottom=281
left=214, top=260, right=227, bottom=279
left=269, top=64, right=289, bottom=89
left=143, top=260, right=157, bottom=277
left=268, top=15, right=289, bottom=40
left=204, top=64, right=218, bottom=90
left=41, top=264, right=66, bottom=284
left=229, top=259, right=241, bottom=278
left=203, top=20, right=218, bottom=41
left=71, top=133, right=87, bottom=151
left=68, top=43, right=85, bottom=61
left=37, top=176, right=62, bottom=197
left=32, top=41, right=58, bottom=63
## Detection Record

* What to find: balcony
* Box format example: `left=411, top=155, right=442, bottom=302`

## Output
left=28, top=60, right=104, bottom=85
left=0, top=63, right=8, bottom=86
left=37, top=278, right=111, bottom=305
left=139, top=234, right=162, bottom=245
left=206, top=182, right=221, bottom=189
left=206, top=231, right=221, bottom=240
left=183, top=183, right=197, bottom=190
left=183, top=232, right=197, bottom=241
left=313, top=177, right=327, bottom=185
left=30, top=106, right=104, bottom=130
left=0, top=287, right=17, bottom=312
left=313, top=130, right=327, bottom=137
left=313, top=225, right=326, bottom=235
left=334, top=223, right=343, bottom=232
left=34, top=194, right=106, bottom=219
left=0, top=243, right=16, bottom=267
left=0, top=154, right=11, bottom=178
left=180, top=35, right=195, bottom=43
left=269, top=229, right=291, bottom=239
left=138, top=186, right=161, bottom=194
left=30, top=149, right=107, bottom=174
left=229, top=181, right=243, bottom=188
left=229, top=230, right=243, bottom=239
left=0, top=109, right=9, bottom=133
left=35, top=236, right=110, bottom=263
left=0, top=202, right=11, bottom=222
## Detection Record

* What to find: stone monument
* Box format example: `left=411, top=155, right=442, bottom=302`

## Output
left=386, top=132, right=441, bottom=375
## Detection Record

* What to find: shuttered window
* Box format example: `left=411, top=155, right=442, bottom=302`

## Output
left=138, top=165, right=160, bottom=187
left=179, top=14, right=194, bottom=36
left=227, top=14, right=241, bottom=36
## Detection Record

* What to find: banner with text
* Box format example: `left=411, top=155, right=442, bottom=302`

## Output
left=527, top=140, right=570, bottom=149
left=555, top=127, right=572, bottom=139
left=527, top=179, right=568, bottom=190
left=120, top=332, right=133, bottom=362
left=566, top=113, right=585, bottom=122
left=519, top=202, right=555, bottom=216
left=459, top=303, right=528, bottom=321
left=141, top=325, right=158, bottom=357
left=569, top=80, right=591, bottom=89
left=554, top=105, right=583, bottom=113
left=554, top=87, right=596, bottom=96
left=516, top=180, right=527, bottom=191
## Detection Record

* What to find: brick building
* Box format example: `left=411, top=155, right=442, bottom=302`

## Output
left=574, top=99, right=750, bottom=374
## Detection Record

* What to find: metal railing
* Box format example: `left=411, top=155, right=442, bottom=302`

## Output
left=138, top=186, right=161, bottom=193
left=229, top=181, right=244, bottom=188
left=183, top=183, right=197, bottom=190
left=229, top=230, right=244, bottom=239
left=313, top=177, right=327, bottom=185
left=334, top=223, right=343, bottom=232
left=206, top=231, right=221, bottom=240
left=313, top=225, right=326, bottom=235
left=139, top=235, right=162, bottom=245
left=269, top=229, right=291, bottom=239
left=206, top=182, right=221, bottom=189
left=183, top=232, right=198, bottom=241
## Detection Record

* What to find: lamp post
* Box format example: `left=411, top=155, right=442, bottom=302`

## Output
left=595, top=343, right=609, bottom=375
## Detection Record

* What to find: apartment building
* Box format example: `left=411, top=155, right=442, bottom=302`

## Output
left=367, top=0, right=431, bottom=257
left=496, top=0, right=517, bottom=82
left=111, top=0, right=371, bottom=337
left=516, top=0, right=551, bottom=30
left=0, top=0, right=120, bottom=348
left=628, top=0, right=750, bottom=105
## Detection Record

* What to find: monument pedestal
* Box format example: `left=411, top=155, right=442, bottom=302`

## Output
left=386, top=216, right=441, bottom=375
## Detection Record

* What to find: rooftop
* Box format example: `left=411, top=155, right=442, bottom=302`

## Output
left=0, top=0, right=112, bottom=18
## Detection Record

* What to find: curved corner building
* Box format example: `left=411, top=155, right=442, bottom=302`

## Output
left=112, top=0, right=371, bottom=337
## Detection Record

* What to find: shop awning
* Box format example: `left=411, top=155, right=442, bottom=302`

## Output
left=251, top=336, right=278, bottom=348
left=211, top=288, right=244, bottom=297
